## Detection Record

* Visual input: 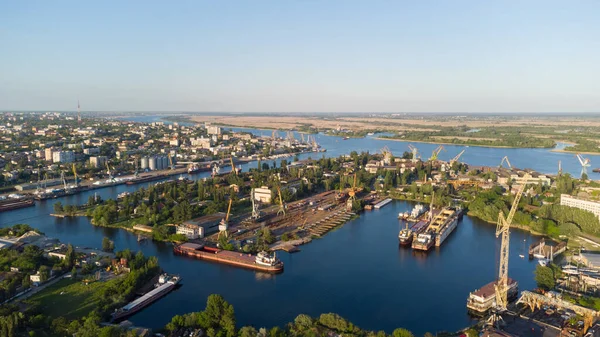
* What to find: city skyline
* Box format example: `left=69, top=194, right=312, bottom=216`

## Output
left=2, top=1, right=599, bottom=113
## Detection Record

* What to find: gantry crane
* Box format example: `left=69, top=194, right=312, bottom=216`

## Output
left=494, top=174, right=529, bottom=311
left=218, top=198, right=233, bottom=238
left=346, top=173, right=358, bottom=211
left=499, top=156, right=512, bottom=169
left=576, top=153, right=591, bottom=178
left=251, top=188, right=261, bottom=220
left=429, top=145, right=445, bottom=161
left=277, top=186, right=286, bottom=216
left=407, top=144, right=419, bottom=163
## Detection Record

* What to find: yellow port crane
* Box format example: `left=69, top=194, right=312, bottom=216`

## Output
left=218, top=198, right=233, bottom=239
left=230, top=157, right=237, bottom=176
left=277, top=186, right=286, bottom=216
left=72, top=163, right=79, bottom=187
left=494, top=174, right=529, bottom=310
left=429, top=145, right=445, bottom=161
left=168, top=155, right=175, bottom=170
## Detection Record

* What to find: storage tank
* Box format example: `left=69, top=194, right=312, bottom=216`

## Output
left=161, top=156, right=169, bottom=169
left=140, top=157, right=149, bottom=170
left=148, top=156, right=157, bottom=171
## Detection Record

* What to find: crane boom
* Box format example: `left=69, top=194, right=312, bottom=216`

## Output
left=230, top=157, right=237, bottom=176
left=72, top=163, right=79, bottom=186
left=225, top=198, right=233, bottom=221
left=449, top=150, right=465, bottom=165
left=429, top=145, right=445, bottom=161
left=494, top=174, right=529, bottom=310
left=499, top=156, right=512, bottom=169
left=277, top=186, right=285, bottom=216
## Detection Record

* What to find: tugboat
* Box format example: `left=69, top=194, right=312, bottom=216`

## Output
left=398, top=223, right=414, bottom=246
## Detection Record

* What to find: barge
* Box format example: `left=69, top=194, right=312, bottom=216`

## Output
left=188, top=163, right=211, bottom=174
left=0, top=197, right=35, bottom=212
left=112, top=274, right=180, bottom=321
left=126, top=174, right=167, bottom=185
left=374, top=198, right=392, bottom=209
left=174, top=243, right=283, bottom=273
left=466, top=278, right=518, bottom=316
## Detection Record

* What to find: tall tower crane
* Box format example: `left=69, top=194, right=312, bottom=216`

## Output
left=407, top=144, right=419, bottom=163
left=106, top=162, right=114, bottom=181
left=429, top=145, right=445, bottom=161
left=576, top=154, right=591, bottom=178
left=277, top=186, right=286, bottom=216
left=494, top=174, right=529, bottom=311
left=558, top=160, right=562, bottom=176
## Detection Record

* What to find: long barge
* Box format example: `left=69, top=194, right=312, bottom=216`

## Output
left=374, top=198, right=392, bottom=209
left=466, top=278, right=518, bottom=316
left=0, top=198, right=35, bottom=212
left=125, top=174, right=167, bottom=185
left=174, top=243, right=284, bottom=273
left=112, top=274, right=180, bottom=321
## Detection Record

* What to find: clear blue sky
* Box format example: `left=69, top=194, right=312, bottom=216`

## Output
left=1, top=1, right=599, bottom=113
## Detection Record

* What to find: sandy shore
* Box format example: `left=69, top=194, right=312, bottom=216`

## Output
left=551, top=149, right=600, bottom=155
left=374, top=137, right=544, bottom=149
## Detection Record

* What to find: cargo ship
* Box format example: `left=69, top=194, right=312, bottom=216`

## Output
left=374, top=198, right=392, bottom=209
left=112, top=274, right=180, bottom=321
left=188, top=163, right=212, bottom=174
left=125, top=174, right=167, bottom=185
left=0, top=197, right=35, bottom=212
left=173, top=243, right=283, bottom=273
left=466, top=278, right=518, bottom=316
left=398, top=215, right=431, bottom=246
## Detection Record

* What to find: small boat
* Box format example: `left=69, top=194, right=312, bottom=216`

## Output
left=519, top=254, right=525, bottom=258
left=593, top=168, right=600, bottom=173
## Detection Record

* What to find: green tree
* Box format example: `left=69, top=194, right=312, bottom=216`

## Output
left=535, top=265, right=555, bottom=290
left=64, top=244, right=76, bottom=269
left=102, top=237, right=115, bottom=252
left=392, top=328, right=414, bottom=337
left=53, top=202, right=63, bottom=213
left=238, top=326, right=258, bottom=337
left=38, top=265, right=50, bottom=282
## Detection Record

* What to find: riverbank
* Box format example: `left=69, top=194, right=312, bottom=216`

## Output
left=376, top=137, right=553, bottom=150
left=551, top=148, right=600, bottom=155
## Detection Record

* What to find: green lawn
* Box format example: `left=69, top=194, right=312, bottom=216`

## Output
left=26, top=278, right=107, bottom=320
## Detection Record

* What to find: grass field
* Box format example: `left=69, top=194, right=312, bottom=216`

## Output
left=26, top=278, right=107, bottom=320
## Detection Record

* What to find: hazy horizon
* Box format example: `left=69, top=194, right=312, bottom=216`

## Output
left=2, top=1, right=599, bottom=113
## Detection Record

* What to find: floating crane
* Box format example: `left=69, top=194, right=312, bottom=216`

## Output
left=407, top=144, right=419, bottom=163
left=576, top=153, right=591, bottom=178
left=499, top=156, right=512, bottom=169
left=449, top=150, right=465, bottom=166
left=72, top=164, right=80, bottom=187
left=494, top=174, right=529, bottom=311
left=429, top=145, right=445, bottom=161
left=277, top=186, right=286, bottom=216
left=218, top=198, right=233, bottom=238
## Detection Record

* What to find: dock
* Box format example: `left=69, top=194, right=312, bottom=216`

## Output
left=528, top=238, right=567, bottom=260
left=306, top=210, right=354, bottom=237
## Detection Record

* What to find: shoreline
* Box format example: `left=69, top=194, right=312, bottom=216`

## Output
left=376, top=137, right=553, bottom=149
left=551, top=148, right=600, bottom=155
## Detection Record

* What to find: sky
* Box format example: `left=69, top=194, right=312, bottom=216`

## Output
left=1, top=1, right=599, bottom=113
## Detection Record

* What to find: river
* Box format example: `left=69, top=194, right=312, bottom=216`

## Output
left=1, top=114, right=595, bottom=335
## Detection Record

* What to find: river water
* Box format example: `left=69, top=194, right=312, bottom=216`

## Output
left=1, top=115, right=597, bottom=335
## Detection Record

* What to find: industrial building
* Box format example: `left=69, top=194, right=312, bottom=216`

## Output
left=176, top=224, right=201, bottom=239
left=560, top=194, right=600, bottom=220
left=181, top=213, right=227, bottom=238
